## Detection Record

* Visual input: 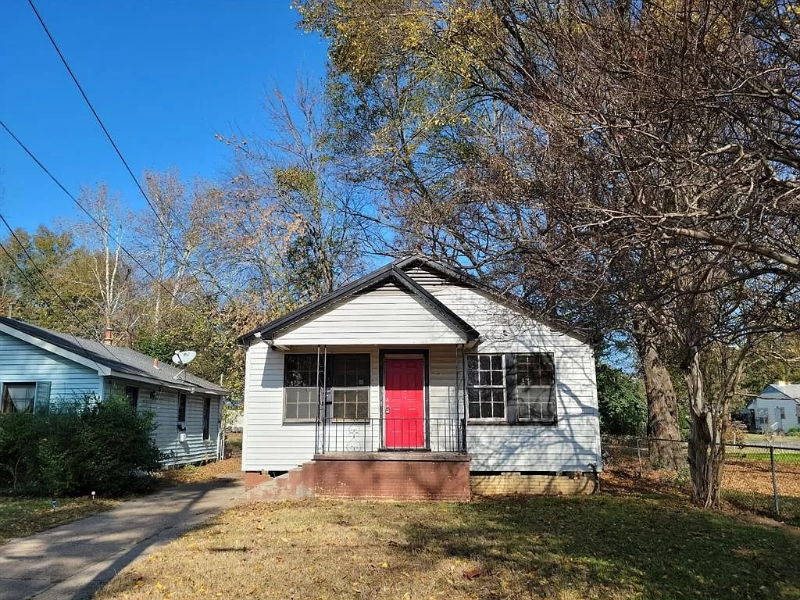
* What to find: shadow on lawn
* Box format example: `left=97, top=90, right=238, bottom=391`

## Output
left=401, top=494, right=800, bottom=600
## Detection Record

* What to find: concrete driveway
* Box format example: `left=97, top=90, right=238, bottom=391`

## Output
left=0, top=475, right=244, bottom=600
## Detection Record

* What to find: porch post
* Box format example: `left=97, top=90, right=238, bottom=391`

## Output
left=460, top=344, right=468, bottom=453
left=315, top=345, right=321, bottom=454
left=322, top=346, right=328, bottom=452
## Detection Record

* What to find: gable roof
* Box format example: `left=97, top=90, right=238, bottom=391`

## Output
left=0, top=317, right=227, bottom=395
left=239, top=255, right=586, bottom=344
left=764, top=383, right=800, bottom=401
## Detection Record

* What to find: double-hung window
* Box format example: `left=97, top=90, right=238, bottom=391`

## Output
left=178, top=393, right=187, bottom=423
left=466, top=353, right=557, bottom=425
left=284, top=354, right=323, bottom=422
left=202, top=398, right=211, bottom=440
left=283, top=353, right=371, bottom=423
left=514, top=354, right=556, bottom=423
left=125, top=386, right=139, bottom=410
left=467, top=355, right=505, bottom=420
left=330, top=354, right=370, bottom=422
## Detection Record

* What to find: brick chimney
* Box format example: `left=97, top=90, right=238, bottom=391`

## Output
left=103, top=328, right=113, bottom=345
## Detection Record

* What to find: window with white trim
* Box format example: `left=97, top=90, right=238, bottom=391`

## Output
left=467, top=355, right=505, bottom=419
left=125, top=386, right=139, bottom=409
left=202, top=398, right=211, bottom=440
left=283, top=353, right=371, bottom=423
left=284, top=354, right=322, bottom=422
left=466, top=353, right=557, bottom=425
left=178, top=393, right=187, bottom=422
left=330, top=354, right=370, bottom=422
left=514, top=353, right=556, bottom=423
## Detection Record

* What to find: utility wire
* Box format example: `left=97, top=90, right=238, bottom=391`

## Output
left=0, top=212, right=95, bottom=335
left=27, top=0, right=230, bottom=301
left=0, top=118, right=199, bottom=320
left=0, top=235, right=114, bottom=374
left=0, top=211, right=126, bottom=365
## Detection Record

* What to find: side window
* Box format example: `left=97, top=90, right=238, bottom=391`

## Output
left=284, top=354, right=321, bottom=422
left=2, top=383, right=37, bottom=413
left=466, top=354, right=557, bottom=425
left=514, top=353, right=556, bottom=424
left=178, top=393, right=187, bottom=422
left=125, top=386, right=139, bottom=409
left=466, top=355, right=505, bottom=420
left=202, top=398, right=211, bottom=440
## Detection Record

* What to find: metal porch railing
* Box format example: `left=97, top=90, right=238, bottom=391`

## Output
left=316, top=417, right=467, bottom=454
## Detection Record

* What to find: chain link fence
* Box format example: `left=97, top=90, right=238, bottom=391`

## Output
left=602, top=436, right=800, bottom=526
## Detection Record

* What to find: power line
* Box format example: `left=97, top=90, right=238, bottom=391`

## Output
left=0, top=118, right=198, bottom=319
left=0, top=233, right=115, bottom=374
left=0, top=212, right=93, bottom=332
left=27, top=0, right=230, bottom=302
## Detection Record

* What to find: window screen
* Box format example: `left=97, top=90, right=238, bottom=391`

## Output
left=514, top=353, right=556, bottom=423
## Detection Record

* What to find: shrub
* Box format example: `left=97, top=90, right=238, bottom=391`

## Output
left=787, top=427, right=800, bottom=437
left=0, top=395, right=162, bottom=497
left=597, top=364, right=647, bottom=436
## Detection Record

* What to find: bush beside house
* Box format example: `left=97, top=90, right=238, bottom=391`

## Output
left=0, top=396, right=162, bottom=497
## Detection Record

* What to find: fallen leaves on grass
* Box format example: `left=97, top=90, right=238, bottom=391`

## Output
left=156, top=456, right=241, bottom=486
left=0, top=496, right=117, bottom=544
left=95, top=496, right=800, bottom=600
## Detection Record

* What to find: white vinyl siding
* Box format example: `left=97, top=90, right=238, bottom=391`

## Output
left=274, top=283, right=466, bottom=345
left=747, top=387, right=800, bottom=432
left=0, top=330, right=103, bottom=406
left=243, top=344, right=382, bottom=471
left=406, top=266, right=601, bottom=472
left=241, top=264, right=601, bottom=474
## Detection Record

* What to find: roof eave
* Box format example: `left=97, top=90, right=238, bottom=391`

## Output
left=108, top=370, right=228, bottom=395
left=0, top=321, right=112, bottom=376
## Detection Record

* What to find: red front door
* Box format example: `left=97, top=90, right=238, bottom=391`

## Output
left=384, top=358, right=425, bottom=449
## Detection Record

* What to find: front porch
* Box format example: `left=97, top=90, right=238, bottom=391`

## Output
left=306, top=347, right=470, bottom=499
left=315, top=416, right=467, bottom=454
left=310, top=451, right=471, bottom=501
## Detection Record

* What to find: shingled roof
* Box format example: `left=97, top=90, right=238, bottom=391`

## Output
left=0, top=317, right=227, bottom=395
left=239, top=255, right=587, bottom=344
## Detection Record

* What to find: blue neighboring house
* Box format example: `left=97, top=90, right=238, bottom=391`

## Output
left=0, top=317, right=228, bottom=467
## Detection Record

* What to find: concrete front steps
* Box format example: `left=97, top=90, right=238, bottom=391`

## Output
left=244, top=466, right=314, bottom=501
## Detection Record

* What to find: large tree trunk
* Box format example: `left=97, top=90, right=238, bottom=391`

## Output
left=683, top=352, right=726, bottom=508
left=634, top=320, right=681, bottom=469
left=682, top=343, right=747, bottom=508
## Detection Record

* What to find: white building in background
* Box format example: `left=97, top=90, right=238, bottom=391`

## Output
left=746, top=382, right=800, bottom=433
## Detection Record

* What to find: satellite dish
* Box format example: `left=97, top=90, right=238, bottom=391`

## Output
left=172, top=350, right=197, bottom=366
left=770, top=421, right=780, bottom=431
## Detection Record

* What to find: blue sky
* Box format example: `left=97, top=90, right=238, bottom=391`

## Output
left=0, top=1, right=328, bottom=233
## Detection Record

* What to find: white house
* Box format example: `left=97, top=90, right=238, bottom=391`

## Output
left=239, top=256, right=601, bottom=500
left=746, top=382, right=800, bottom=433
left=0, top=317, right=227, bottom=467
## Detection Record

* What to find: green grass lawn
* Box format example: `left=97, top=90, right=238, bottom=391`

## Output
left=728, top=451, right=800, bottom=464
left=96, top=493, right=800, bottom=600
left=741, top=433, right=800, bottom=445
left=0, top=496, right=117, bottom=544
